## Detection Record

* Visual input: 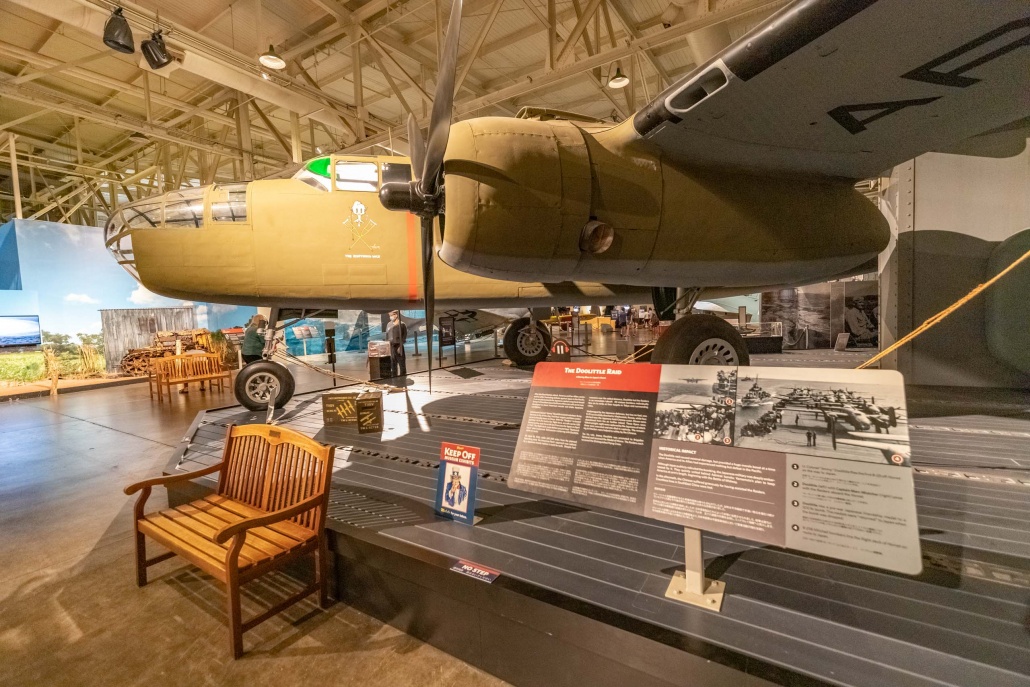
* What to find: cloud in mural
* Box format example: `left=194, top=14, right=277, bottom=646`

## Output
left=128, top=285, right=160, bottom=305
left=64, top=293, right=100, bottom=304
left=211, top=304, right=237, bottom=314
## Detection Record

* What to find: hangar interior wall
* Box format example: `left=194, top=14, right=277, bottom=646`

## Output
left=879, top=143, right=1030, bottom=388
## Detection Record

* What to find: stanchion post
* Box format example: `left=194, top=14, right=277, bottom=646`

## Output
left=665, top=527, right=725, bottom=611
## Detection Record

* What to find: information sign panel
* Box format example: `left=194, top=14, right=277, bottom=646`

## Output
left=509, top=363, right=921, bottom=574
left=435, top=442, right=480, bottom=525
left=439, top=316, right=457, bottom=347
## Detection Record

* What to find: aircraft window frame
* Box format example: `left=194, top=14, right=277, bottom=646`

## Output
left=125, top=201, right=162, bottom=229
left=209, top=183, right=250, bottom=223
left=294, top=170, right=331, bottom=192
left=162, top=188, right=206, bottom=227
left=334, top=161, right=379, bottom=193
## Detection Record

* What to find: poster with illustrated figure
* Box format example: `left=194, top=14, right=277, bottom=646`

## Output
left=435, top=442, right=480, bottom=525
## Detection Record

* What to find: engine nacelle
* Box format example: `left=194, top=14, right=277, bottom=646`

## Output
left=440, top=117, right=889, bottom=289
left=441, top=116, right=598, bottom=281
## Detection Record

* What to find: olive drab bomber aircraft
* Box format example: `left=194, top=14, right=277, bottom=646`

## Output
left=105, top=0, right=1030, bottom=410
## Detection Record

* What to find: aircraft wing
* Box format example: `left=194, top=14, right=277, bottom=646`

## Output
left=632, top=0, right=1030, bottom=179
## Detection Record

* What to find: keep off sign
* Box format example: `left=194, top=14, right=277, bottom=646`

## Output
left=435, top=442, right=481, bottom=525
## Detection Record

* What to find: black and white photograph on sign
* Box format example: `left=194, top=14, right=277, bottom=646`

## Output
left=734, top=367, right=910, bottom=465
left=760, top=285, right=832, bottom=349
left=843, top=282, right=879, bottom=348
left=654, top=366, right=737, bottom=446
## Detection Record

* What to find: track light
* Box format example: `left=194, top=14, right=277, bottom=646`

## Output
left=103, top=8, right=135, bottom=54
left=259, top=45, right=286, bottom=70
left=607, top=67, right=629, bottom=89
left=141, top=30, right=172, bottom=69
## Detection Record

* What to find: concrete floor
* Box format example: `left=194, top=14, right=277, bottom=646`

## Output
left=0, top=333, right=929, bottom=686
left=0, top=378, right=509, bottom=686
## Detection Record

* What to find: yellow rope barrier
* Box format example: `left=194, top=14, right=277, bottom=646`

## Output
left=856, top=246, right=1030, bottom=370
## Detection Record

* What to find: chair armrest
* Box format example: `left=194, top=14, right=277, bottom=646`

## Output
left=124, top=462, right=224, bottom=495
left=212, top=493, right=325, bottom=544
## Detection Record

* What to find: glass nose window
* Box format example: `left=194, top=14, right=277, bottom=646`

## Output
left=335, top=161, right=378, bottom=192
left=162, top=187, right=206, bottom=227
left=210, top=183, right=249, bottom=222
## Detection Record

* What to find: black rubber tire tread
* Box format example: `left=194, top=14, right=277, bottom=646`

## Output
left=503, top=317, right=553, bottom=366
left=651, top=313, right=750, bottom=366
left=234, top=360, right=295, bottom=411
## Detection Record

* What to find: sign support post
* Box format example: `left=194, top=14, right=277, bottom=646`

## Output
left=665, top=527, right=725, bottom=611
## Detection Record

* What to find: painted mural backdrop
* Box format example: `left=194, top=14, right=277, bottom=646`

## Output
left=0, top=219, right=256, bottom=341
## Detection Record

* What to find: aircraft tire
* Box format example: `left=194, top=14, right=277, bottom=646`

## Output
left=651, top=314, right=750, bottom=366
left=234, top=360, right=296, bottom=411
left=503, top=317, right=552, bottom=366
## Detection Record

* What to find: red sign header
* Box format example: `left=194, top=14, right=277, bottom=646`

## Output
left=531, top=362, right=661, bottom=393
left=440, top=442, right=481, bottom=467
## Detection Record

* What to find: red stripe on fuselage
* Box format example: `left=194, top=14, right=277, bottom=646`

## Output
left=406, top=212, right=419, bottom=302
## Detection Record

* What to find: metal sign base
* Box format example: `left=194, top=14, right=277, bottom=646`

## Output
left=664, top=527, right=725, bottom=612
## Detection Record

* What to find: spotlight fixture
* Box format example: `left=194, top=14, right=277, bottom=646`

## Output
left=259, top=45, right=286, bottom=70
left=103, top=8, right=135, bottom=54
left=607, top=66, right=629, bottom=89
left=141, top=30, right=172, bottom=69
left=261, top=71, right=270, bottom=80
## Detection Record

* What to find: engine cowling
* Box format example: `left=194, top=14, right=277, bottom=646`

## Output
left=441, top=116, right=598, bottom=281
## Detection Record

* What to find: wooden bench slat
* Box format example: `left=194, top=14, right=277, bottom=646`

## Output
left=170, top=502, right=300, bottom=556
left=173, top=502, right=305, bottom=551
left=202, top=494, right=315, bottom=541
left=160, top=507, right=287, bottom=560
left=142, top=513, right=261, bottom=569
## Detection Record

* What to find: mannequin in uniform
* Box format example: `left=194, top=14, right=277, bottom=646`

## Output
left=386, top=310, right=408, bottom=378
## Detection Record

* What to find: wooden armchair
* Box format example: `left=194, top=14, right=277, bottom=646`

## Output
left=125, top=424, right=336, bottom=658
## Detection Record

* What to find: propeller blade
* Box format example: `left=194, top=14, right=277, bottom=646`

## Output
left=419, top=0, right=463, bottom=197
left=406, top=113, right=425, bottom=183
left=421, top=215, right=436, bottom=392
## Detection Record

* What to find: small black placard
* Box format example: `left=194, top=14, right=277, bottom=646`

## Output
left=323, top=393, right=359, bottom=425
left=357, top=394, right=384, bottom=434
left=439, top=316, right=456, bottom=347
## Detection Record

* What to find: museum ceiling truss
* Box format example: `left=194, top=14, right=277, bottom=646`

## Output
left=0, top=0, right=787, bottom=225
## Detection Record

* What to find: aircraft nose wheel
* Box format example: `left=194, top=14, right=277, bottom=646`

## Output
left=234, top=361, right=296, bottom=411
left=651, top=314, right=750, bottom=367
left=503, top=317, right=552, bottom=366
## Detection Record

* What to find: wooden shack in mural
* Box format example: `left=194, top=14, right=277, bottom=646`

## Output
left=100, top=307, right=195, bottom=372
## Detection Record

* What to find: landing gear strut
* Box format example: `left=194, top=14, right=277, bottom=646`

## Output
left=233, top=306, right=297, bottom=410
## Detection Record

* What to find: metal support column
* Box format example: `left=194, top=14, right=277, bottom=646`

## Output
left=664, top=527, right=724, bottom=611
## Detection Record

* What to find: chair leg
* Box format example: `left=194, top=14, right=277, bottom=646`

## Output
left=316, top=537, right=332, bottom=609
left=226, top=577, right=244, bottom=659
left=134, top=529, right=148, bottom=587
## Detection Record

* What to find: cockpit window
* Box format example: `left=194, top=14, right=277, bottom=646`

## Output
left=335, top=161, right=378, bottom=192
left=292, top=157, right=332, bottom=191
left=210, top=183, right=249, bottom=222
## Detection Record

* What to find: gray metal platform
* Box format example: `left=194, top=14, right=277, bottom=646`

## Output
left=169, top=357, right=1030, bottom=687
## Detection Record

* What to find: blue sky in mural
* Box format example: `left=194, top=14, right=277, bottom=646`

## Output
left=0, top=220, right=256, bottom=340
